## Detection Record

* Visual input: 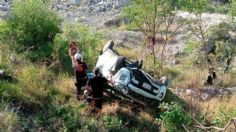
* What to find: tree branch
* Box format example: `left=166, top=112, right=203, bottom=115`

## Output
left=181, top=124, right=190, bottom=132
left=194, top=118, right=236, bottom=131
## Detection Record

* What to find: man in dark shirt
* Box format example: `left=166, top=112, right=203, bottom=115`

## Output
left=74, top=53, right=88, bottom=99
left=87, top=67, right=111, bottom=110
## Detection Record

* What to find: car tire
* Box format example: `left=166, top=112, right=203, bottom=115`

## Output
left=102, top=40, right=114, bottom=54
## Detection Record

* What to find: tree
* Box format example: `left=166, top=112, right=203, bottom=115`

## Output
left=123, top=0, right=183, bottom=76
left=179, top=0, right=209, bottom=58
left=6, top=0, right=61, bottom=61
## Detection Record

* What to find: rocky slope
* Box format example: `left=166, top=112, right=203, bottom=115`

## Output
left=1, top=0, right=236, bottom=67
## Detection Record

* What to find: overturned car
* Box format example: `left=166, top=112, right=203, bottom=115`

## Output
left=96, top=40, right=168, bottom=105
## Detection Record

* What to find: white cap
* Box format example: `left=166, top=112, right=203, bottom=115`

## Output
left=74, top=53, right=82, bottom=61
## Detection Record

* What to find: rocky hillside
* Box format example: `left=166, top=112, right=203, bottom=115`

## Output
left=1, top=0, right=236, bottom=77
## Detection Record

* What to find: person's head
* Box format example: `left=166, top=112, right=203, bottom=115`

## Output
left=93, top=67, right=100, bottom=76
left=69, top=41, right=76, bottom=48
left=74, top=53, right=82, bottom=62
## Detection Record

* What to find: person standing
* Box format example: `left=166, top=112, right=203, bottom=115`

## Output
left=68, top=41, right=80, bottom=68
left=74, top=53, right=88, bottom=99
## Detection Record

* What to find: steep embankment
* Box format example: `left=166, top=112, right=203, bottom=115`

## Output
left=1, top=0, right=236, bottom=131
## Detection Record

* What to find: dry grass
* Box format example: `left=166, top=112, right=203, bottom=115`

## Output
left=53, top=74, right=75, bottom=97
left=115, top=47, right=138, bottom=61
left=178, top=90, right=236, bottom=129
left=0, top=107, right=19, bottom=131
left=215, top=72, right=236, bottom=87
left=101, top=99, right=157, bottom=124
left=170, top=68, right=208, bottom=89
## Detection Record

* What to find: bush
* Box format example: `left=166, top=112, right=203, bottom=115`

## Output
left=158, top=102, right=191, bottom=131
left=211, top=107, right=229, bottom=127
left=52, top=36, right=73, bottom=73
left=6, top=0, right=61, bottom=61
left=0, top=81, right=20, bottom=102
left=63, top=24, right=103, bottom=70
left=103, top=114, right=122, bottom=132
left=15, top=65, right=55, bottom=108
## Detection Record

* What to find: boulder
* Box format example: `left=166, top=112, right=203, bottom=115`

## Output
left=73, top=0, right=81, bottom=5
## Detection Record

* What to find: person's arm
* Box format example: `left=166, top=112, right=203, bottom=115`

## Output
left=107, top=73, right=113, bottom=84
left=76, top=47, right=80, bottom=53
left=68, top=48, right=73, bottom=58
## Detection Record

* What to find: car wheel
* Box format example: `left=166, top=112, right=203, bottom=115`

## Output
left=102, top=40, right=114, bottom=54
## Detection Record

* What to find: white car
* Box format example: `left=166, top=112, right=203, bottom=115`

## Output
left=96, top=40, right=168, bottom=105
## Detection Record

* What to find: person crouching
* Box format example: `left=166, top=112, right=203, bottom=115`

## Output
left=74, top=53, right=88, bottom=99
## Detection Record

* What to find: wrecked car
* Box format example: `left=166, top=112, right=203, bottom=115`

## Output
left=95, top=40, right=168, bottom=105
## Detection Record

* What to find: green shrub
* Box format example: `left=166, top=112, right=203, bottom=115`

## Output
left=233, top=107, right=236, bottom=116
left=53, top=36, right=73, bottom=73
left=63, top=23, right=103, bottom=70
left=0, top=20, right=10, bottom=41
left=211, top=107, right=229, bottom=127
left=16, top=65, right=55, bottom=107
left=0, top=105, right=20, bottom=131
left=103, top=114, right=122, bottom=132
left=158, top=102, right=191, bottom=132
left=183, top=40, right=199, bottom=54
left=6, top=0, right=61, bottom=61
left=27, top=104, right=81, bottom=131
left=81, top=118, right=98, bottom=132
left=0, top=82, right=20, bottom=102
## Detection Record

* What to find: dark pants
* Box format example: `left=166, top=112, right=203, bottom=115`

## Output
left=95, top=99, right=103, bottom=109
left=75, top=78, right=87, bottom=96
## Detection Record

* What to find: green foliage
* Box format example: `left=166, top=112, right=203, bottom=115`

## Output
left=63, top=23, right=102, bottom=70
left=31, top=104, right=81, bottom=131
left=103, top=114, right=122, bottom=132
left=177, top=0, right=209, bottom=14
left=207, top=22, right=236, bottom=69
left=158, top=102, right=191, bottom=131
left=0, top=44, right=12, bottom=72
left=205, top=3, right=230, bottom=14
left=81, top=118, right=98, bottom=132
left=229, top=0, right=236, bottom=16
left=183, top=40, right=199, bottom=54
left=211, top=107, right=229, bottom=127
left=15, top=65, right=55, bottom=108
left=0, top=20, right=10, bottom=41
left=6, top=0, right=61, bottom=61
left=123, top=0, right=186, bottom=75
left=52, top=36, right=72, bottom=73
left=123, top=0, right=177, bottom=32
left=233, top=107, right=236, bottom=116
left=0, top=82, right=20, bottom=102
left=0, top=103, right=20, bottom=131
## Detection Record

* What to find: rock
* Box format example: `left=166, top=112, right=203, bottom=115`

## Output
left=186, top=89, right=194, bottom=95
left=67, top=12, right=75, bottom=18
left=172, top=59, right=181, bottom=65
left=219, top=89, right=231, bottom=95
left=201, top=93, right=210, bottom=101
left=56, top=5, right=64, bottom=11
left=73, top=0, right=81, bottom=5
left=0, top=5, right=8, bottom=11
